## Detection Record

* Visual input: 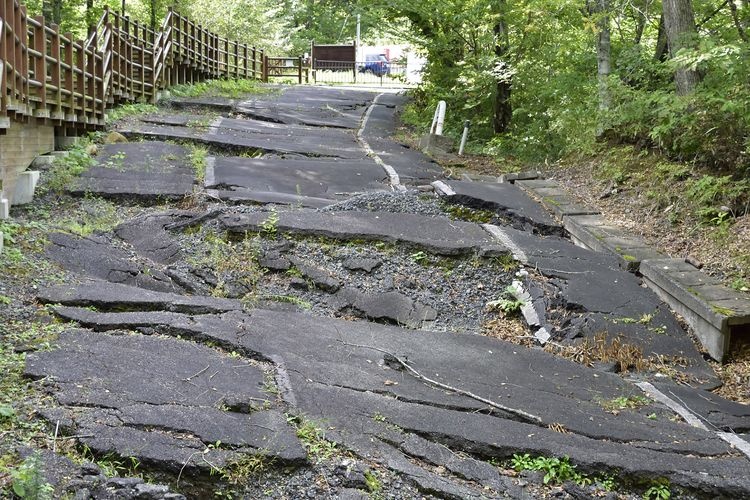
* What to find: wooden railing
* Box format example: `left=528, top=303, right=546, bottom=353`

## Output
left=264, top=56, right=309, bottom=85
left=0, top=1, right=265, bottom=133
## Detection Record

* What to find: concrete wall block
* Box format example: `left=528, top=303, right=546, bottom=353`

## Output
left=31, top=155, right=57, bottom=168
left=13, top=171, right=41, bottom=205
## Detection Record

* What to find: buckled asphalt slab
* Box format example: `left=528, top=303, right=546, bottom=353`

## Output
left=24, top=85, right=750, bottom=498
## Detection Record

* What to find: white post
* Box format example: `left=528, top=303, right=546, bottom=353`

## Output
left=458, top=120, right=470, bottom=156
left=430, top=100, right=446, bottom=136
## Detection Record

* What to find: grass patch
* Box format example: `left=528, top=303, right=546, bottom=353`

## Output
left=286, top=414, right=338, bottom=463
left=42, top=140, right=96, bottom=194
left=105, top=102, right=158, bottom=123
left=169, top=78, right=268, bottom=98
left=442, top=203, right=495, bottom=223
left=187, top=145, right=209, bottom=184
left=58, top=197, right=121, bottom=237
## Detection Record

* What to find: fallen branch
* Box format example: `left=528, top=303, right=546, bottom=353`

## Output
left=182, top=364, right=210, bottom=382
left=337, top=340, right=543, bottom=425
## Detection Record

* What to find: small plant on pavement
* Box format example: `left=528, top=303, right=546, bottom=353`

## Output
left=9, top=453, right=54, bottom=500
left=486, top=285, right=525, bottom=317
left=643, top=479, right=671, bottom=499
left=286, top=414, right=338, bottom=462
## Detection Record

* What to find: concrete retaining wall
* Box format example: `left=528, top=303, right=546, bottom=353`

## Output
left=0, top=121, right=55, bottom=207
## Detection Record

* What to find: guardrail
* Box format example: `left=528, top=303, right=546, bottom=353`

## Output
left=0, top=0, right=265, bottom=133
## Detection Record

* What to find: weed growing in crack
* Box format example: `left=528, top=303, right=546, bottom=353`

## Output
left=9, top=453, right=54, bottom=500
left=597, top=395, right=651, bottom=415
left=509, top=453, right=604, bottom=488
left=58, top=196, right=121, bottom=237
left=643, top=479, right=671, bottom=499
left=42, top=139, right=97, bottom=194
left=286, top=414, right=338, bottom=463
left=222, top=450, right=274, bottom=483
left=364, top=470, right=382, bottom=493
left=486, top=285, right=525, bottom=317
left=442, top=203, right=495, bottom=224
left=188, top=145, right=209, bottom=184
left=193, top=232, right=264, bottom=298
left=260, top=208, right=279, bottom=238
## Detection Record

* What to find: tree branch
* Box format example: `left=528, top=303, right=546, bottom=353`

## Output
left=336, top=340, right=543, bottom=425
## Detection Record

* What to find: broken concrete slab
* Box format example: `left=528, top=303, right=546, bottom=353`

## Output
left=37, top=279, right=241, bottom=314
left=42, top=290, right=750, bottom=497
left=641, top=258, right=750, bottom=361
left=69, top=142, right=195, bottom=201
left=433, top=179, right=562, bottom=235
left=207, top=156, right=387, bottom=199
left=25, top=330, right=305, bottom=472
left=235, top=86, right=374, bottom=129
left=332, top=287, right=437, bottom=327
left=289, top=257, right=341, bottom=293
left=564, top=214, right=666, bottom=271
left=46, top=232, right=178, bottom=293
left=219, top=209, right=507, bottom=256
left=297, top=383, right=750, bottom=498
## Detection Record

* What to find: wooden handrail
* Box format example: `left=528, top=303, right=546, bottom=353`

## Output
left=0, top=0, right=266, bottom=130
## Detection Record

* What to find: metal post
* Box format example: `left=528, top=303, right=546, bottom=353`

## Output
left=458, top=120, right=471, bottom=156
left=430, top=100, right=446, bottom=135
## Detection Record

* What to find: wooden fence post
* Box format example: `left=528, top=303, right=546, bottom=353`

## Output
left=33, top=16, right=48, bottom=116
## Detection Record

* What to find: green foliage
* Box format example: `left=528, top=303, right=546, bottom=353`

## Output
left=10, top=453, right=54, bottom=500
left=287, top=414, right=338, bottom=462
left=188, top=145, right=209, bottom=184
left=169, top=79, right=266, bottom=98
left=598, top=395, right=651, bottom=413
left=643, top=479, right=671, bottom=500
left=105, top=103, right=158, bottom=123
left=486, top=285, right=525, bottom=317
left=43, top=141, right=96, bottom=194
left=364, top=470, right=382, bottom=493
left=509, top=453, right=593, bottom=487
left=261, top=208, right=280, bottom=238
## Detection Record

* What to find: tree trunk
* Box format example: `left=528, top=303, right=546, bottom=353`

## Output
left=729, top=0, right=749, bottom=42
left=592, top=0, right=611, bottom=118
left=87, top=0, right=94, bottom=35
left=43, top=0, right=62, bottom=25
left=662, top=0, right=701, bottom=94
left=151, top=0, right=158, bottom=30
left=654, top=15, right=669, bottom=61
left=493, top=4, right=512, bottom=134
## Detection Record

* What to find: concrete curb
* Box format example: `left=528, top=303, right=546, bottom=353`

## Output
left=640, top=258, right=750, bottom=361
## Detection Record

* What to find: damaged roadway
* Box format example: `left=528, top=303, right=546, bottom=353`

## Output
left=19, top=85, right=750, bottom=499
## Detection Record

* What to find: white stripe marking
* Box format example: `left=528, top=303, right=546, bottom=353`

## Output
left=357, top=93, right=406, bottom=192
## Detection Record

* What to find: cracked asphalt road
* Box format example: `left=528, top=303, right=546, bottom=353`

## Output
left=26, top=85, right=750, bottom=499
